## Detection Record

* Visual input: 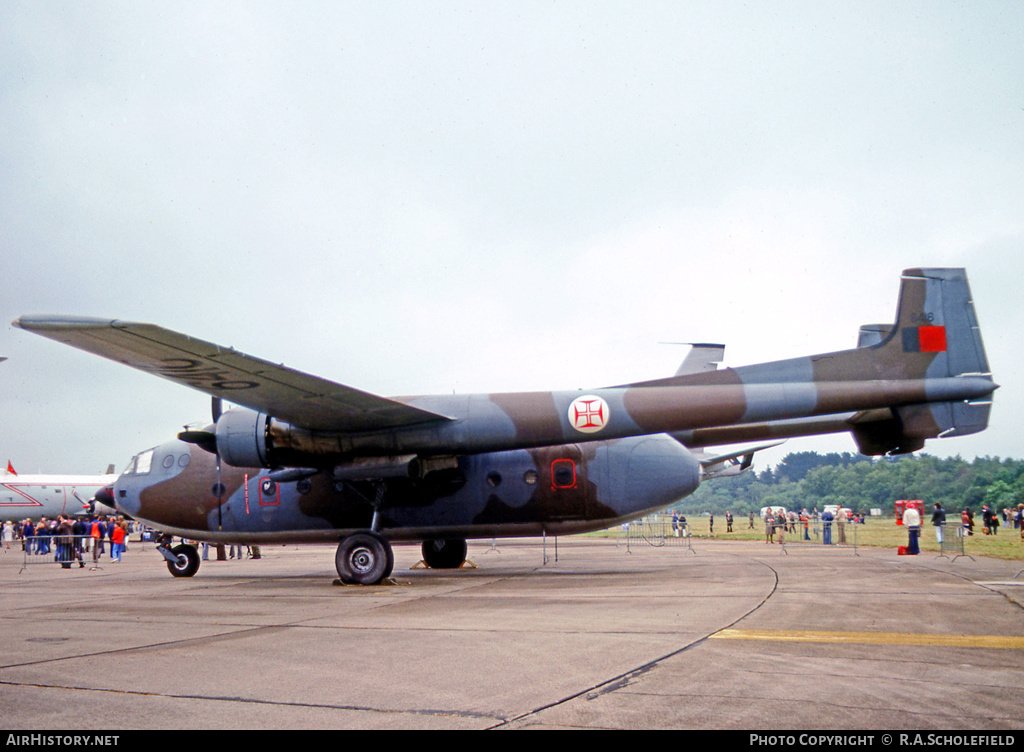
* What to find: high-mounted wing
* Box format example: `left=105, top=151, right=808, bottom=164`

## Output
left=12, top=316, right=451, bottom=432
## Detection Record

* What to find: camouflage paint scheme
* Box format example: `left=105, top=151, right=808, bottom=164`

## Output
left=116, top=435, right=696, bottom=543
left=13, top=268, right=996, bottom=579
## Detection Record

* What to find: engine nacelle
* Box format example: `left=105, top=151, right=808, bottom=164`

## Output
left=211, top=408, right=359, bottom=470
left=215, top=408, right=271, bottom=468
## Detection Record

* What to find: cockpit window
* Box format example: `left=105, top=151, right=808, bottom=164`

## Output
left=132, top=449, right=154, bottom=475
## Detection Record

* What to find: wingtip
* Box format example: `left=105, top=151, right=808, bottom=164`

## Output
left=12, top=315, right=119, bottom=331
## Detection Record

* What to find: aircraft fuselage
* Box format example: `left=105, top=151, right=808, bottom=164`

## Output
left=0, top=475, right=118, bottom=521
left=113, top=435, right=700, bottom=543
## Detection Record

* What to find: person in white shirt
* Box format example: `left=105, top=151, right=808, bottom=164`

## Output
left=902, top=505, right=921, bottom=555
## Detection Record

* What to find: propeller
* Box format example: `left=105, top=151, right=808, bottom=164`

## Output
left=178, top=398, right=315, bottom=531
left=178, top=398, right=223, bottom=451
left=177, top=397, right=223, bottom=452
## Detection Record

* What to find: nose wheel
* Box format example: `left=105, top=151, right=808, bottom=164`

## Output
left=335, top=531, right=394, bottom=585
left=162, top=543, right=201, bottom=578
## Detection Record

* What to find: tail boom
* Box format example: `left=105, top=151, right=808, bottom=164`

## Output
left=628, top=267, right=995, bottom=456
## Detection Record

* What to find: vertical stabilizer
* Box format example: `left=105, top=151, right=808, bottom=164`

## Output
left=850, top=267, right=994, bottom=452
left=890, top=267, right=991, bottom=379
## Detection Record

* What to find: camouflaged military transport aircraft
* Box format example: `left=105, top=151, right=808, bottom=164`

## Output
left=13, top=268, right=995, bottom=584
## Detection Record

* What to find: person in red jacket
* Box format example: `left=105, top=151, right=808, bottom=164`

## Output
left=111, top=522, right=126, bottom=563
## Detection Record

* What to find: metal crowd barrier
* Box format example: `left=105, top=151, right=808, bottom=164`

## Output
left=616, top=515, right=695, bottom=554
left=937, top=525, right=974, bottom=562
left=616, top=513, right=989, bottom=563
left=617, top=512, right=866, bottom=555
left=18, top=534, right=121, bottom=573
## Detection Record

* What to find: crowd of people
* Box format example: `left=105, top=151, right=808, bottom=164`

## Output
left=900, top=501, right=1024, bottom=555
left=2, top=516, right=263, bottom=568
left=758, top=506, right=864, bottom=546
left=962, top=503, right=1024, bottom=538
left=2, top=515, right=135, bottom=567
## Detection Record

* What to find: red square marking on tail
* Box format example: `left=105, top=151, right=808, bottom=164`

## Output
left=918, top=326, right=947, bottom=352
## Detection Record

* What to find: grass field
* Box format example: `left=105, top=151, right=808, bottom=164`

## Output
left=593, top=513, right=1024, bottom=561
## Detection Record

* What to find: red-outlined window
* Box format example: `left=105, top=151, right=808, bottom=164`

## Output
left=259, top=477, right=280, bottom=506
left=551, top=459, right=577, bottom=489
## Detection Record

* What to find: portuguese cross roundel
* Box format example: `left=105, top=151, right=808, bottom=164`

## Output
left=568, top=395, right=610, bottom=434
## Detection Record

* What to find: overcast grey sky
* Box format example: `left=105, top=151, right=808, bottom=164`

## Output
left=2, top=1, right=1022, bottom=474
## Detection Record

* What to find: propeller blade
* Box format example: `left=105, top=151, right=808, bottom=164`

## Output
left=178, top=430, right=218, bottom=454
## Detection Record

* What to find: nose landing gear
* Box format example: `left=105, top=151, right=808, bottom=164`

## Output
left=158, top=539, right=201, bottom=578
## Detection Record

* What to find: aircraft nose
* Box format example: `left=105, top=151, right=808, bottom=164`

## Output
left=113, top=479, right=140, bottom=517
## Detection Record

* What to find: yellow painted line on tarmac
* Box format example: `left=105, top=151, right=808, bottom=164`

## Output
left=711, top=629, right=1024, bottom=649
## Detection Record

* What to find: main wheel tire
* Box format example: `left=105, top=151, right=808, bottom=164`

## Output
left=167, top=544, right=201, bottom=578
left=336, top=531, right=393, bottom=585
left=421, top=538, right=468, bottom=570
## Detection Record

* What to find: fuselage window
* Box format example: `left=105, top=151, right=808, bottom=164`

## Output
left=162, top=455, right=175, bottom=469
left=551, top=459, right=576, bottom=489
left=523, top=470, right=539, bottom=485
left=178, top=454, right=191, bottom=468
left=486, top=471, right=502, bottom=487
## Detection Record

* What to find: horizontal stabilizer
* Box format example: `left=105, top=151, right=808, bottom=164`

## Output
left=691, top=441, right=784, bottom=480
left=857, top=324, right=891, bottom=348
left=851, top=398, right=993, bottom=455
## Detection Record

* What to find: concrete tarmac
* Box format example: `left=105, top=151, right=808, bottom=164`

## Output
left=2, top=535, right=1023, bottom=730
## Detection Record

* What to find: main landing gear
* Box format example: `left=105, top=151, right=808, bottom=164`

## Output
left=335, top=531, right=394, bottom=585
left=333, top=534, right=470, bottom=585
left=421, top=538, right=468, bottom=570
